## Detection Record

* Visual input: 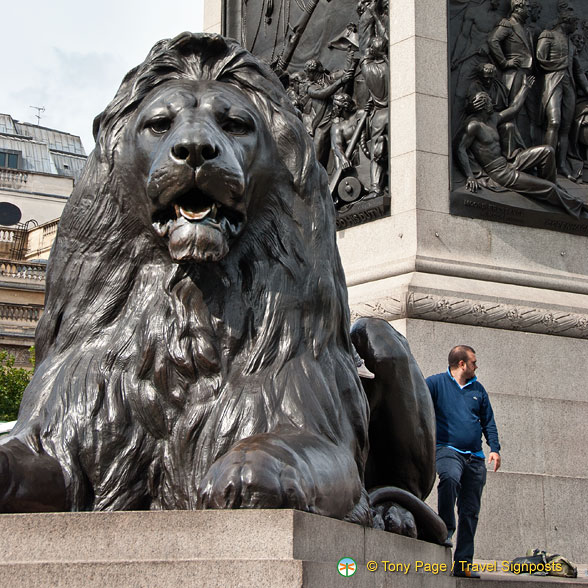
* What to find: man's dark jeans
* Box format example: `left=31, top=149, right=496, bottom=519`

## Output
left=436, top=445, right=487, bottom=568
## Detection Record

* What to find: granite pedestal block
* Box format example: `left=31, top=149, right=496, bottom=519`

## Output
left=0, top=509, right=454, bottom=587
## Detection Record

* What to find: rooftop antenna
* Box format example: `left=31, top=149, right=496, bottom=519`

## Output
left=29, top=105, right=45, bottom=125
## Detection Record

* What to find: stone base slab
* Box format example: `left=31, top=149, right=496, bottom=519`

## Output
left=0, top=509, right=454, bottom=587
left=348, top=272, right=588, bottom=336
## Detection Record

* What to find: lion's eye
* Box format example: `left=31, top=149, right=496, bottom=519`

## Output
left=147, top=117, right=172, bottom=134
left=222, top=117, right=252, bottom=136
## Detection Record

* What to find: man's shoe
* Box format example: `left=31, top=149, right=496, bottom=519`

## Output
left=443, top=531, right=454, bottom=548
left=453, top=568, right=481, bottom=579
left=356, top=360, right=375, bottom=379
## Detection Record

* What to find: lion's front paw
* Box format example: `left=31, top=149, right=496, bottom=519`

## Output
left=196, top=439, right=316, bottom=512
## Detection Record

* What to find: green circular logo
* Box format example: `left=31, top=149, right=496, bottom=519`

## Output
left=338, top=557, right=357, bottom=577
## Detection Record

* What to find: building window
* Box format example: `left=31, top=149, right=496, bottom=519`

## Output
left=0, top=150, right=20, bottom=169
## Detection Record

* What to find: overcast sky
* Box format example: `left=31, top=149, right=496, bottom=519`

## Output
left=3, top=0, right=205, bottom=154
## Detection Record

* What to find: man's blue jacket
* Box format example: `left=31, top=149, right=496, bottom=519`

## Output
left=426, top=370, right=501, bottom=455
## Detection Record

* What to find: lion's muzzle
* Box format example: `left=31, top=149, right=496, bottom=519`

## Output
left=147, top=122, right=249, bottom=264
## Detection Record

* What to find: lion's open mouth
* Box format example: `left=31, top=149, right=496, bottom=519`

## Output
left=152, top=188, right=245, bottom=262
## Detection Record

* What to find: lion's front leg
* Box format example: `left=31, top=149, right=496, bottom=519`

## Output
left=196, top=429, right=366, bottom=521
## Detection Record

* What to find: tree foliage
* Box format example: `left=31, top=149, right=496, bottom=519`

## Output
left=0, top=348, right=34, bottom=422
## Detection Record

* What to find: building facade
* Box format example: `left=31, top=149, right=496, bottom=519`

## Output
left=0, top=114, right=86, bottom=365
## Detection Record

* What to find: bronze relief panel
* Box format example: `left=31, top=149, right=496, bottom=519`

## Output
left=450, top=0, right=588, bottom=234
left=224, top=0, right=390, bottom=229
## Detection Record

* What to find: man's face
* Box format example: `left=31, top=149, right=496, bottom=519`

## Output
left=306, top=68, right=319, bottom=81
left=529, top=3, right=541, bottom=22
left=481, top=67, right=496, bottom=87
left=514, top=1, right=529, bottom=21
left=333, top=96, right=351, bottom=114
left=369, top=39, right=387, bottom=58
left=562, top=16, right=578, bottom=35
left=572, top=33, right=585, bottom=52
left=460, top=352, right=478, bottom=381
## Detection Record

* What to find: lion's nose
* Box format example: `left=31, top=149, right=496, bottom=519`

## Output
left=171, top=139, right=219, bottom=167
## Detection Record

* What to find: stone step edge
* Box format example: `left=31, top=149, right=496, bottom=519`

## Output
left=0, top=558, right=446, bottom=572
left=2, top=560, right=587, bottom=586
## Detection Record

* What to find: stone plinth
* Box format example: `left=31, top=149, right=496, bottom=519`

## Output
left=0, top=509, right=455, bottom=587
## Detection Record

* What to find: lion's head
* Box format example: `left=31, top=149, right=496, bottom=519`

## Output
left=87, top=32, right=319, bottom=265
left=123, top=79, right=279, bottom=263
left=15, top=33, right=366, bottom=512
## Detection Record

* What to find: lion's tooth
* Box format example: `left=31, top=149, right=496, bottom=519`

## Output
left=180, top=205, right=212, bottom=221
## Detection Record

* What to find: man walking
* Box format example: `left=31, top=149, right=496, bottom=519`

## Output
left=426, top=346, right=501, bottom=579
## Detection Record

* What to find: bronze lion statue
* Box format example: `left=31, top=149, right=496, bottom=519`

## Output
left=0, top=32, right=445, bottom=543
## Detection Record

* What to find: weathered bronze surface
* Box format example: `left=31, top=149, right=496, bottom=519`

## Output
left=225, top=0, right=390, bottom=229
left=0, top=33, right=444, bottom=544
left=450, top=0, right=588, bottom=233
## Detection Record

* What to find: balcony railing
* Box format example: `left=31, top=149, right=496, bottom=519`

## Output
left=0, top=227, right=19, bottom=243
left=42, top=219, right=59, bottom=240
left=0, top=260, right=46, bottom=282
left=0, top=303, right=42, bottom=322
left=0, top=167, right=28, bottom=186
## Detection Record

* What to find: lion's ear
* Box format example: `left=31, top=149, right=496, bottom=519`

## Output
left=92, top=113, right=103, bottom=141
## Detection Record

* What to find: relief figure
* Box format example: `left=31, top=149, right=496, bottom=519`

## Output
left=537, top=9, right=588, bottom=180
left=458, top=75, right=588, bottom=217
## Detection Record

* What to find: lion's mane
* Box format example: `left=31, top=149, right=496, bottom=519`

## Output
left=13, top=33, right=368, bottom=511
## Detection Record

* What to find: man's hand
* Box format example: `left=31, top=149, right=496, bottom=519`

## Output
left=488, top=452, right=501, bottom=472
left=465, top=176, right=480, bottom=193
left=340, top=156, right=352, bottom=169
left=472, top=94, right=487, bottom=112
left=341, top=71, right=354, bottom=84
left=522, top=74, right=535, bottom=89
left=505, top=57, right=521, bottom=68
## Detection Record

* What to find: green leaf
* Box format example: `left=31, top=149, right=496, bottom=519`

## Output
left=0, top=350, right=34, bottom=422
